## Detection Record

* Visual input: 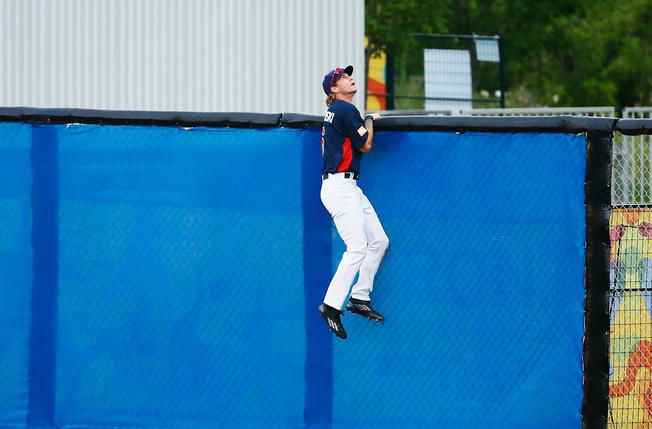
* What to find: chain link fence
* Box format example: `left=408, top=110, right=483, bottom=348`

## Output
left=613, top=108, right=652, bottom=206
left=610, top=111, right=652, bottom=426
left=4, top=109, right=647, bottom=427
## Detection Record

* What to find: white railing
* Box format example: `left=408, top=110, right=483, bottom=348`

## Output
left=623, top=107, right=652, bottom=119
left=460, top=106, right=616, bottom=117
left=371, top=109, right=453, bottom=116
left=371, top=106, right=617, bottom=117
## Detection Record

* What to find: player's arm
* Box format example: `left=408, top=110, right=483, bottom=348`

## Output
left=359, top=113, right=380, bottom=153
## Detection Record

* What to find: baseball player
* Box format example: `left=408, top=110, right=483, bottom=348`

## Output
left=317, top=65, right=389, bottom=339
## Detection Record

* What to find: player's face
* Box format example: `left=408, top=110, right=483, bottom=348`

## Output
left=333, top=73, right=357, bottom=96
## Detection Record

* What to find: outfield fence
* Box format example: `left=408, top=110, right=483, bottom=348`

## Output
left=0, top=108, right=646, bottom=428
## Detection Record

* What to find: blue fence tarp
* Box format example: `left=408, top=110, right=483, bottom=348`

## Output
left=0, top=123, right=585, bottom=428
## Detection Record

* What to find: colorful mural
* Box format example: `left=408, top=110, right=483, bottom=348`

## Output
left=366, top=38, right=387, bottom=111
left=609, top=207, right=652, bottom=428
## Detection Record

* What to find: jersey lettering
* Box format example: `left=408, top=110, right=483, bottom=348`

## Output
left=324, top=111, right=335, bottom=123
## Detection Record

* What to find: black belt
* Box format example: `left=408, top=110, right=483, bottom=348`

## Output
left=323, top=172, right=359, bottom=180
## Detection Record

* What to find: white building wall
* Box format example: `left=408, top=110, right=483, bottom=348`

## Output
left=0, top=0, right=365, bottom=115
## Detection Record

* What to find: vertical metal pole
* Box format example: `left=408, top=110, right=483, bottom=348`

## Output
left=498, top=35, right=506, bottom=108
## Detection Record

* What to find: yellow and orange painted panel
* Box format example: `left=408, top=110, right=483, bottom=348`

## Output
left=366, top=38, right=387, bottom=111
left=610, top=207, right=652, bottom=428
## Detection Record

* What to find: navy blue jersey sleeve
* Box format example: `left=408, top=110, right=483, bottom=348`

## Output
left=339, top=104, right=368, bottom=150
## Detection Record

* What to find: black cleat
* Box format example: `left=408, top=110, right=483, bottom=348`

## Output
left=318, top=304, right=347, bottom=339
left=346, top=298, right=385, bottom=322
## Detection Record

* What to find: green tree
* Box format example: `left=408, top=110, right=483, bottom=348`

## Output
left=366, top=0, right=652, bottom=109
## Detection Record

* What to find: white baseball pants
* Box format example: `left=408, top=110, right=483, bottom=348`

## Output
left=320, top=173, right=389, bottom=310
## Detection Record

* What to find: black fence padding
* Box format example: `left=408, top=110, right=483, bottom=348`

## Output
left=375, top=115, right=618, bottom=133
left=0, top=107, right=282, bottom=128
left=582, top=130, right=612, bottom=429
left=279, top=113, right=618, bottom=133
left=0, top=106, right=646, bottom=135
left=563, top=116, right=618, bottom=134
left=615, top=119, right=652, bottom=135
left=279, top=113, right=323, bottom=129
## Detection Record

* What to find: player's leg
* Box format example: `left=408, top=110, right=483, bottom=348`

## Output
left=350, top=193, right=388, bottom=301
left=346, top=193, right=388, bottom=322
left=320, top=181, right=367, bottom=311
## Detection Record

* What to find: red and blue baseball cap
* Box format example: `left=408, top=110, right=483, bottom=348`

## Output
left=322, top=65, right=353, bottom=95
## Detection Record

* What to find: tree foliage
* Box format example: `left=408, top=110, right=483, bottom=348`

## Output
left=366, top=0, right=652, bottom=108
